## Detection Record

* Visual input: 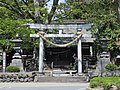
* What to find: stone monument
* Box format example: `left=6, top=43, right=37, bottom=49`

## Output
left=10, top=35, right=23, bottom=72
left=95, top=52, right=111, bottom=76
left=10, top=53, right=23, bottom=72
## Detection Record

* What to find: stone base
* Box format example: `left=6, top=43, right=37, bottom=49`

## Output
left=10, top=59, right=24, bottom=72
left=37, top=76, right=86, bottom=82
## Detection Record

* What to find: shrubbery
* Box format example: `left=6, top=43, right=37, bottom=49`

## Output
left=90, top=77, right=120, bottom=90
left=6, top=66, right=20, bottom=72
left=105, top=64, right=117, bottom=71
left=105, top=64, right=118, bottom=76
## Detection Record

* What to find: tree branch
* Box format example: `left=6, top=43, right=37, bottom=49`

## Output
left=14, top=0, right=25, bottom=16
left=48, top=0, right=59, bottom=23
left=0, top=1, right=23, bottom=17
left=20, top=0, right=35, bottom=20
left=113, top=0, right=120, bottom=24
left=22, top=0, right=28, bottom=6
left=0, top=0, right=34, bottom=20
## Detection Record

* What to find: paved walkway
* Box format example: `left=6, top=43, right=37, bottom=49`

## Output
left=0, top=82, right=89, bottom=88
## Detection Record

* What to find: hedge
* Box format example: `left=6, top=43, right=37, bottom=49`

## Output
left=90, top=77, right=120, bottom=90
left=105, top=64, right=117, bottom=71
left=6, top=66, right=20, bottom=72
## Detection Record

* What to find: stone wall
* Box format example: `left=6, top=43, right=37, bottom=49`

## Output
left=0, top=72, right=37, bottom=82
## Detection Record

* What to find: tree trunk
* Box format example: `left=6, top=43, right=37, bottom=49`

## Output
left=33, top=0, right=43, bottom=23
left=114, top=0, right=120, bottom=24
left=48, top=0, right=59, bottom=23
left=118, top=8, right=120, bottom=24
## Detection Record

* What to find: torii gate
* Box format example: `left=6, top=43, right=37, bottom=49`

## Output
left=25, top=23, right=93, bottom=74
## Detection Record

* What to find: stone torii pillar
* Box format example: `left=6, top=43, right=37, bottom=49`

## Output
left=38, top=31, right=45, bottom=73
left=39, top=37, right=44, bottom=73
left=77, top=38, right=82, bottom=74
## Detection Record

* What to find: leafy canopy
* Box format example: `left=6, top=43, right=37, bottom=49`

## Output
left=56, top=0, right=120, bottom=51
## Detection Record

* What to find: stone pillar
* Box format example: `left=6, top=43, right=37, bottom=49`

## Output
left=39, top=37, right=44, bottom=73
left=2, top=51, right=6, bottom=73
left=90, top=46, right=93, bottom=56
left=59, top=29, right=63, bottom=34
left=97, top=52, right=110, bottom=76
left=77, top=39, right=82, bottom=74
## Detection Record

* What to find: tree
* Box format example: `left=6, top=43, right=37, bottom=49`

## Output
left=0, top=0, right=59, bottom=24
left=56, top=0, right=120, bottom=52
left=0, top=0, right=61, bottom=54
left=0, top=17, right=35, bottom=71
left=0, top=0, right=61, bottom=70
left=113, top=0, right=120, bottom=24
left=0, top=18, right=35, bottom=52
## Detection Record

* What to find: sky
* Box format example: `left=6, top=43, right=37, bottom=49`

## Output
left=47, top=0, right=65, bottom=12
left=47, top=0, right=65, bottom=6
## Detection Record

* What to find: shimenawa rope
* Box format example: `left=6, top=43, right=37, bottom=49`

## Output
left=39, top=32, right=82, bottom=47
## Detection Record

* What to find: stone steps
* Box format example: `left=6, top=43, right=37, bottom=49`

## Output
left=37, top=76, right=86, bottom=83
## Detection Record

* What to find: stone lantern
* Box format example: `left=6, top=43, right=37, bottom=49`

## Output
left=10, top=34, right=23, bottom=72
left=99, top=34, right=110, bottom=52
left=95, top=33, right=111, bottom=76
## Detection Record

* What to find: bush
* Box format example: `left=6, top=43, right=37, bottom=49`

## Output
left=90, top=77, right=120, bottom=89
left=105, top=64, right=117, bottom=71
left=6, top=66, right=20, bottom=72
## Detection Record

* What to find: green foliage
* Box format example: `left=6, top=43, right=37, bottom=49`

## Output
left=0, top=7, right=16, bottom=19
left=0, top=0, right=59, bottom=24
left=57, top=0, right=120, bottom=52
left=90, top=77, right=120, bottom=89
left=105, top=64, right=117, bottom=71
left=0, top=0, right=119, bottom=53
left=6, top=66, right=20, bottom=72
left=0, top=18, right=35, bottom=52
